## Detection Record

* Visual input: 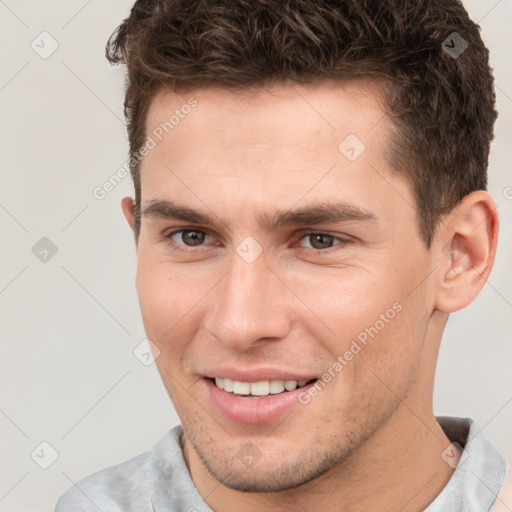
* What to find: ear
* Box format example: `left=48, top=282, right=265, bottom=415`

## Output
left=434, top=190, right=499, bottom=313
left=121, top=196, right=136, bottom=231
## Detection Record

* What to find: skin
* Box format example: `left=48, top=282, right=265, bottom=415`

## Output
left=121, top=78, right=498, bottom=511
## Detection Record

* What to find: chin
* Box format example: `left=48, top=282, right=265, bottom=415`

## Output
left=188, top=429, right=354, bottom=493
left=203, top=460, right=330, bottom=493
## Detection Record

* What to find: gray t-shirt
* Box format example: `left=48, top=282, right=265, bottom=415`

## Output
left=55, top=416, right=507, bottom=511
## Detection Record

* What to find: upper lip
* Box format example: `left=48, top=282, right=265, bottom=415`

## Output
left=202, top=366, right=318, bottom=383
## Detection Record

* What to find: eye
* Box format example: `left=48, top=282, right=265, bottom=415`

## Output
left=297, top=231, right=352, bottom=251
left=167, top=229, right=210, bottom=248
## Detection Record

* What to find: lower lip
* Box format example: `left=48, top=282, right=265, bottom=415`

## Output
left=203, top=378, right=317, bottom=424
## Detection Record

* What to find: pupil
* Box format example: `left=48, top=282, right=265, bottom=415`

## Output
left=311, top=234, right=333, bottom=249
left=184, top=230, right=204, bottom=246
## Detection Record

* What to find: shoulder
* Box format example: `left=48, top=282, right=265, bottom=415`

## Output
left=54, top=450, right=152, bottom=512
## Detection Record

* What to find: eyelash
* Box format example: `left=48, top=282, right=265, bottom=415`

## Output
left=162, top=228, right=353, bottom=255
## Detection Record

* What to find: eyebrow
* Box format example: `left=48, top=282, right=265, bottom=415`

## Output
left=141, top=199, right=378, bottom=231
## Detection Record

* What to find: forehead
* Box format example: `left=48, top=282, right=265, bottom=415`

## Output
left=139, top=79, right=415, bottom=230
left=145, top=78, right=391, bottom=149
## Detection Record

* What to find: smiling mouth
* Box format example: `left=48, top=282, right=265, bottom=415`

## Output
left=209, top=377, right=317, bottom=398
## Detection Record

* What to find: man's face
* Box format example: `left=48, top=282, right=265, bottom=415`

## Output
left=131, top=80, right=437, bottom=491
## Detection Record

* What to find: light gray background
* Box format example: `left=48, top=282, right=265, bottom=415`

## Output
left=0, top=1, right=511, bottom=511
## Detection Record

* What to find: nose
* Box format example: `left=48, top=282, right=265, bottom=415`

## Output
left=203, top=247, right=292, bottom=351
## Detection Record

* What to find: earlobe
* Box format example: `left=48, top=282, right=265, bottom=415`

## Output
left=121, top=196, right=136, bottom=231
left=434, top=191, right=499, bottom=313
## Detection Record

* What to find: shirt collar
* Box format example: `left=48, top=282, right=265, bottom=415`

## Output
left=425, top=416, right=507, bottom=511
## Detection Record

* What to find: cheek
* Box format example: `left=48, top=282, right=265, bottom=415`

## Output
left=283, top=266, right=400, bottom=343
left=291, top=265, right=427, bottom=390
left=341, top=293, right=428, bottom=409
left=135, top=262, right=204, bottom=409
left=135, top=257, right=193, bottom=345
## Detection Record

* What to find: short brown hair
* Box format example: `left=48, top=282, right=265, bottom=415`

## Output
left=106, top=0, right=497, bottom=246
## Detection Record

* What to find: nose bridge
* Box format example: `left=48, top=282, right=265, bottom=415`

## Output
left=206, top=247, right=290, bottom=350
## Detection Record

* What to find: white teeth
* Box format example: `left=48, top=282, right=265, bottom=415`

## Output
left=284, top=380, right=298, bottom=391
left=223, top=378, right=234, bottom=392
left=269, top=380, right=285, bottom=394
left=232, top=380, right=251, bottom=395
left=250, top=381, right=270, bottom=396
left=213, top=378, right=312, bottom=396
